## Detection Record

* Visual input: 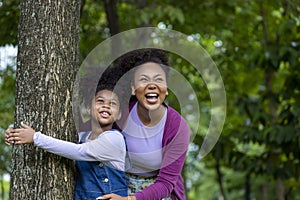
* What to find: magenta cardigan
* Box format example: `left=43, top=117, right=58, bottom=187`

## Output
left=127, top=102, right=190, bottom=200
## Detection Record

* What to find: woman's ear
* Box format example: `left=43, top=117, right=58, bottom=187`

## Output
left=131, top=85, right=136, bottom=96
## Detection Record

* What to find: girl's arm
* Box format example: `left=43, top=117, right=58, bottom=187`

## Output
left=33, top=131, right=125, bottom=162
left=11, top=123, right=126, bottom=170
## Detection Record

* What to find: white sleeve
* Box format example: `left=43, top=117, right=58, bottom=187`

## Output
left=33, top=131, right=126, bottom=163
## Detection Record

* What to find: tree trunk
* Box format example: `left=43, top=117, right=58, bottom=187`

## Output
left=244, top=173, right=250, bottom=200
left=103, top=0, right=121, bottom=57
left=216, top=159, right=227, bottom=200
left=9, top=0, right=80, bottom=199
left=103, top=0, right=120, bottom=36
left=276, top=178, right=285, bottom=200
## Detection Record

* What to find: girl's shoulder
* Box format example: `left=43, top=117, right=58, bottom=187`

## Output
left=102, top=129, right=123, bottom=136
left=78, top=131, right=91, bottom=143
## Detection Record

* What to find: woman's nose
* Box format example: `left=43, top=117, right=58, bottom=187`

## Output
left=147, top=83, right=157, bottom=89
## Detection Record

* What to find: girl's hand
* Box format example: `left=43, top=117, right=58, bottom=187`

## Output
left=4, top=127, right=14, bottom=145
left=10, top=122, right=36, bottom=144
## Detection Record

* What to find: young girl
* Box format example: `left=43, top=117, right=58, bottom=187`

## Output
left=5, top=83, right=128, bottom=199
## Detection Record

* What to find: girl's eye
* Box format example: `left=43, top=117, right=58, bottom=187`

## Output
left=110, top=101, right=117, bottom=106
left=155, top=78, right=164, bottom=82
left=97, top=99, right=104, bottom=103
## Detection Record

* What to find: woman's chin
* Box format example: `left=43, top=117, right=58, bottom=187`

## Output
left=144, top=103, right=163, bottom=111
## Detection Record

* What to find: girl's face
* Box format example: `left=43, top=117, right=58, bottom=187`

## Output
left=131, top=62, right=168, bottom=111
left=90, top=89, right=121, bottom=127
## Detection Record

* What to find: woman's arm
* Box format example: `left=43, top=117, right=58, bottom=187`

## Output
left=135, top=115, right=190, bottom=200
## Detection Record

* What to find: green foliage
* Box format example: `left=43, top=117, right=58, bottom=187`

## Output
left=79, top=0, right=108, bottom=60
left=0, top=0, right=19, bottom=45
left=0, top=65, right=15, bottom=129
left=0, top=177, right=10, bottom=200
left=0, top=65, right=15, bottom=184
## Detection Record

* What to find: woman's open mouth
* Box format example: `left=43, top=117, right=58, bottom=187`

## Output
left=145, top=93, right=159, bottom=103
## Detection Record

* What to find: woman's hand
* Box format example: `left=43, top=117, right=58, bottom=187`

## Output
left=8, top=122, right=36, bottom=144
left=97, top=194, right=136, bottom=200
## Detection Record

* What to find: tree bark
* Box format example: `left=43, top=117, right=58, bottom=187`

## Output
left=103, top=0, right=121, bottom=57
left=9, top=0, right=80, bottom=199
left=244, top=173, right=250, bottom=200
left=103, top=0, right=120, bottom=36
left=216, top=159, right=227, bottom=200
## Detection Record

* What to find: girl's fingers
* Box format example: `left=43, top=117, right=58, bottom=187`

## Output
left=4, top=139, right=11, bottom=145
left=14, top=140, right=23, bottom=145
left=5, top=137, right=15, bottom=145
left=12, top=128, right=26, bottom=133
left=11, top=132, right=19, bottom=137
left=4, top=128, right=12, bottom=136
left=20, top=122, right=30, bottom=129
left=11, top=137, right=24, bottom=145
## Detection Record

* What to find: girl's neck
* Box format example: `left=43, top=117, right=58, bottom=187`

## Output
left=89, top=122, right=112, bottom=140
left=137, top=104, right=166, bottom=126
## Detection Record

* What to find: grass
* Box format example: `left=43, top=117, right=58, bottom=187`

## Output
left=0, top=180, right=9, bottom=200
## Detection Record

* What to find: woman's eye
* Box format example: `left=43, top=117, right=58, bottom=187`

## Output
left=139, top=78, right=148, bottom=82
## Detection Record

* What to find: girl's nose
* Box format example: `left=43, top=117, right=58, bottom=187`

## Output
left=102, top=101, right=111, bottom=107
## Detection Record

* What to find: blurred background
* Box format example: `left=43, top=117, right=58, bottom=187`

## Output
left=0, top=0, right=299, bottom=199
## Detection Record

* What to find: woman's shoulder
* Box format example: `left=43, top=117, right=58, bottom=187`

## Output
left=163, top=105, right=190, bottom=147
left=166, top=105, right=187, bottom=123
left=165, top=106, right=190, bottom=134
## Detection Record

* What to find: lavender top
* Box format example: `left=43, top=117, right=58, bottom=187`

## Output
left=123, top=102, right=190, bottom=200
left=122, top=103, right=167, bottom=176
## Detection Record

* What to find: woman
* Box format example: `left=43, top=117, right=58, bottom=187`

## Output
left=101, top=49, right=190, bottom=200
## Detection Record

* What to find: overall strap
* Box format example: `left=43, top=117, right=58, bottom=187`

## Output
left=79, top=131, right=90, bottom=144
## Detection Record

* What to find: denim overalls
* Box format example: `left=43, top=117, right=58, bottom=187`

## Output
left=74, top=131, right=128, bottom=200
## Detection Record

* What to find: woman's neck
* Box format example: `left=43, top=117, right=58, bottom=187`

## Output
left=137, top=104, right=166, bottom=126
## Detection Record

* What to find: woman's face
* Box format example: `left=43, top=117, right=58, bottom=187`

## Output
left=131, top=62, right=168, bottom=111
